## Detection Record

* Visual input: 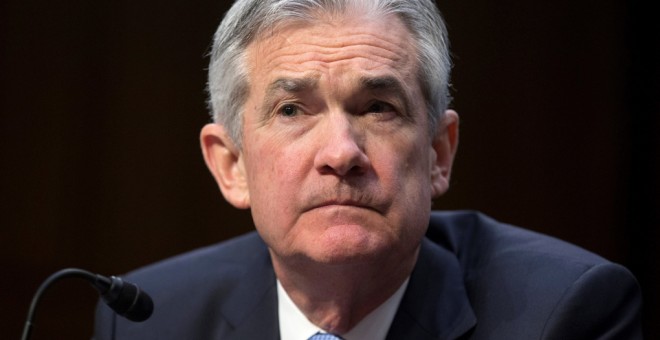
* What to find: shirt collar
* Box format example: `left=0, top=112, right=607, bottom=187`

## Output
left=277, top=278, right=409, bottom=340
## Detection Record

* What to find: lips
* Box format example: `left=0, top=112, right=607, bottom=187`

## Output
left=301, top=185, right=387, bottom=214
left=305, top=197, right=385, bottom=214
left=315, top=200, right=370, bottom=209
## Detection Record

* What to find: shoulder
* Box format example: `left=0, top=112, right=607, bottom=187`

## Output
left=123, top=231, right=268, bottom=293
left=426, top=210, right=610, bottom=275
left=94, top=231, right=274, bottom=340
left=424, top=210, right=643, bottom=339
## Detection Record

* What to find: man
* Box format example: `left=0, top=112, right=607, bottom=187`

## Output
left=95, top=0, right=643, bottom=339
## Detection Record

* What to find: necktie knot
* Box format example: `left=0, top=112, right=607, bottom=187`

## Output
left=308, top=331, right=344, bottom=340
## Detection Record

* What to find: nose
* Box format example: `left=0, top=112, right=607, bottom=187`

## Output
left=314, top=113, right=370, bottom=177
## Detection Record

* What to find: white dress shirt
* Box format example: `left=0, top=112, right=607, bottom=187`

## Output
left=277, top=278, right=409, bottom=340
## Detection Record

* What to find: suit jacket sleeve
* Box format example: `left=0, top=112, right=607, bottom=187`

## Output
left=541, top=262, right=643, bottom=339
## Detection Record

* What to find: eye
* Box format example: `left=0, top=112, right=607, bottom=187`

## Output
left=366, top=101, right=397, bottom=118
left=278, top=104, right=300, bottom=117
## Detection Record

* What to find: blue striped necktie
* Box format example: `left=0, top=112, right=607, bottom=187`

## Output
left=308, top=331, right=344, bottom=340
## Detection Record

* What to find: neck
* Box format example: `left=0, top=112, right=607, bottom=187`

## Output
left=271, top=246, right=419, bottom=334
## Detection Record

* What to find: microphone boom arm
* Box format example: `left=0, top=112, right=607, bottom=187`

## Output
left=21, top=268, right=153, bottom=340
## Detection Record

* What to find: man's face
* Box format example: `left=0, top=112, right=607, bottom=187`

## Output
left=203, top=14, right=457, bottom=265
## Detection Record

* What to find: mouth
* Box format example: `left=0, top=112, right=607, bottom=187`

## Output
left=307, top=200, right=380, bottom=213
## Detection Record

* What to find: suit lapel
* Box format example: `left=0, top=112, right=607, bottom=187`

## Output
left=387, top=238, right=476, bottom=340
left=219, top=237, right=280, bottom=340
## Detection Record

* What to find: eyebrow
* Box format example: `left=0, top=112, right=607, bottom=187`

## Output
left=360, top=75, right=405, bottom=92
left=260, top=75, right=414, bottom=120
left=261, top=77, right=319, bottom=117
left=268, top=77, right=319, bottom=93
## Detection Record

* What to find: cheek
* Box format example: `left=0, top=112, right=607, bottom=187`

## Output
left=244, top=140, right=309, bottom=220
left=368, top=143, right=432, bottom=245
left=372, top=139, right=434, bottom=221
left=372, top=136, right=432, bottom=188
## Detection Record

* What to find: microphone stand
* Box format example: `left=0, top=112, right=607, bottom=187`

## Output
left=21, top=267, right=153, bottom=340
left=22, top=268, right=97, bottom=340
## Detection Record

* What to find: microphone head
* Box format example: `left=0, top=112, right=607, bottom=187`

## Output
left=101, top=276, right=154, bottom=322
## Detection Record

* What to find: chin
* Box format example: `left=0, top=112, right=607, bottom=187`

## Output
left=310, top=225, right=394, bottom=264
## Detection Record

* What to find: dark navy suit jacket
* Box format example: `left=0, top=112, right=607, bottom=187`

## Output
left=94, top=211, right=643, bottom=339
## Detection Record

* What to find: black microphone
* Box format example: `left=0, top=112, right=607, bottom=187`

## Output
left=94, top=273, right=154, bottom=322
left=21, top=268, right=154, bottom=340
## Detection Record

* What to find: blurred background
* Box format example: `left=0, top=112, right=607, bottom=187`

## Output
left=1, top=0, right=657, bottom=338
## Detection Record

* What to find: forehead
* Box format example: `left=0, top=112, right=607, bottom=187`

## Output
left=245, top=13, right=419, bottom=92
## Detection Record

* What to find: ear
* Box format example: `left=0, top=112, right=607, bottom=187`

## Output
left=430, top=109, right=459, bottom=198
left=200, top=123, right=250, bottom=209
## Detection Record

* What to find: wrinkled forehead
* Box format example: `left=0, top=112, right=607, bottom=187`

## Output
left=245, top=13, right=421, bottom=97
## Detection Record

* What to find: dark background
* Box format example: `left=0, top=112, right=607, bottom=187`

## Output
left=1, top=0, right=657, bottom=338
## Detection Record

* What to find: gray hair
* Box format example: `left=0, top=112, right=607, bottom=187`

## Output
left=207, top=0, right=451, bottom=147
